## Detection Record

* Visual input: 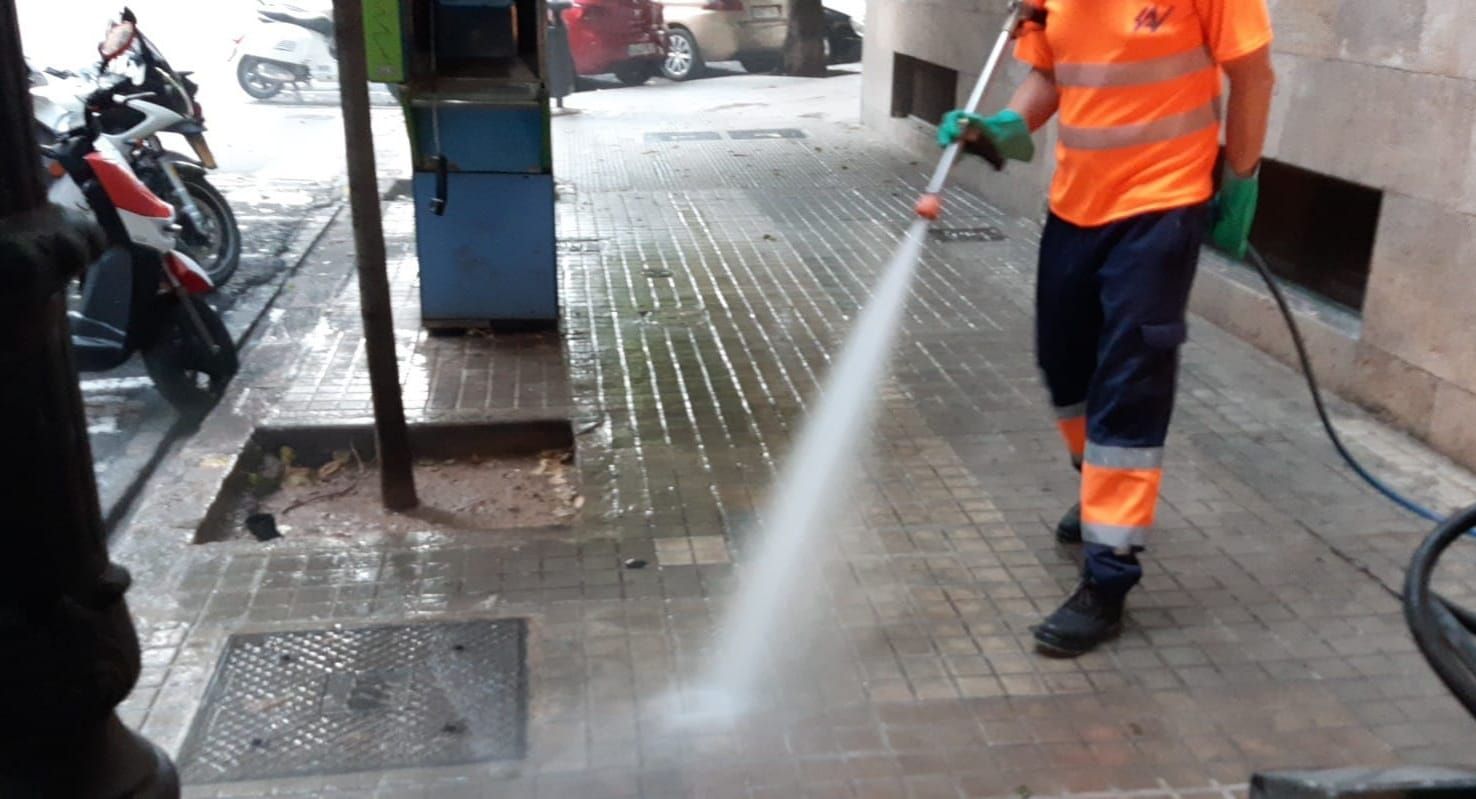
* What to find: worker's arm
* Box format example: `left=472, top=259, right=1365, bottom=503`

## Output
left=1005, top=68, right=1060, bottom=133
left=1220, top=45, right=1275, bottom=176
left=1210, top=44, right=1275, bottom=258
left=939, top=69, right=1057, bottom=163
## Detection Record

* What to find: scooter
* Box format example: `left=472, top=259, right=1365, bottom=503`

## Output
left=42, top=77, right=239, bottom=413
left=231, top=0, right=337, bottom=100
left=31, top=9, right=242, bottom=286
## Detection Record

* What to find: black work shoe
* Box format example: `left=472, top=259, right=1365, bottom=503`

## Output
left=1032, top=581, right=1125, bottom=657
left=1055, top=503, right=1083, bottom=545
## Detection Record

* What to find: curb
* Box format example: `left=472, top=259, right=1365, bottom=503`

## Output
left=101, top=198, right=346, bottom=534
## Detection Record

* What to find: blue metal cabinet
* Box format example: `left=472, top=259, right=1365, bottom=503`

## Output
left=372, top=0, right=558, bottom=329
left=409, top=105, right=548, bottom=174
left=413, top=172, right=557, bottom=325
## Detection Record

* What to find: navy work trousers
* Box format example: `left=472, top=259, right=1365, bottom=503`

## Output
left=1035, top=203, right=1208, bottom=595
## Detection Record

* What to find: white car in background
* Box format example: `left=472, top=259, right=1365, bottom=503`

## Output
left=658, top=0, right=790, bottom=81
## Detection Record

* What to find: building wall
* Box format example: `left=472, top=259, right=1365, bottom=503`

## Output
left=861, top=0, right=1476, bottom=469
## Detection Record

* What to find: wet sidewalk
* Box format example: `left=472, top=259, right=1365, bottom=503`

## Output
left=113, top=71, right=1476, bottom=798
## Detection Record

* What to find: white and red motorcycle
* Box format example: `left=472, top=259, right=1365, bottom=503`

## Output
left=31, top=8, right=241, bottom=286
left=42, top=74, right=238, bottom=413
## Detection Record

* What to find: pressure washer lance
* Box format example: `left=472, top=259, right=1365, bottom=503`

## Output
left=912, top=1, right=1026, bottom=222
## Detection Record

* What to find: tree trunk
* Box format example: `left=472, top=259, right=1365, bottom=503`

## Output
left=783, top=0, right=826, bottom=77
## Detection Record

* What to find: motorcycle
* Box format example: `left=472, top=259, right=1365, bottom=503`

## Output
left=41, top=70, right=239, bottom=413
left=231, top=1, right=337, bottom=101
left=30, top=8, right=242, bottom=286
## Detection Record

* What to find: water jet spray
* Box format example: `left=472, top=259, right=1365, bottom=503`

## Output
left=694, top=1, right=1032, bottom=719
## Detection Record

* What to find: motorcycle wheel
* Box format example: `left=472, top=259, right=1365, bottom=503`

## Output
left=172, top=168, right=241, bottom=287
left=237, top=57, right=284, bottom=100
left=143, top=296, right=238, bottom=414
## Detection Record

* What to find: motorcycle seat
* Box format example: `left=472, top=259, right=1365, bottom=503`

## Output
left=258, top=9, right=334, bottom=39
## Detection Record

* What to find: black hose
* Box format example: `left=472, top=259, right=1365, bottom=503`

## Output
left=1244, top=246, right=1444, bottom=524
left=1244, top=245, right=1476, bottom=718
left=1403, top=504, right=1476, bottom=719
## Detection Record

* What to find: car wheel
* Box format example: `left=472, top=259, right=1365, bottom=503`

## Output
left=614, top=61, right=658, bottom=86
left=662, top=28, right=704, bottom=81
left=738, top=53, right=782, bottom=74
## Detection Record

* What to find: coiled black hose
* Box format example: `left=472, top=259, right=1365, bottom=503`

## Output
left=1402, top=504, right=1476, bottom=720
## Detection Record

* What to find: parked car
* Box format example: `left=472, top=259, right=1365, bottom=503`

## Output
left=823, top=7, right=862, bottom=64
left=823, top=0, right=865, bottom=31
left=658, top=0, right=789, bottom=81
left=557, top=0, right=668, bottom=86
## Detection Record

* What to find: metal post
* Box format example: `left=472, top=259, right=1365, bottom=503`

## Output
left=0, top=1, right=178, bottom=795
left=332, top=0, right=418, bottom=510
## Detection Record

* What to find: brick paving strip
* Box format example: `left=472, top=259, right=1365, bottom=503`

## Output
left=109, top=74, right=1476, bottom=798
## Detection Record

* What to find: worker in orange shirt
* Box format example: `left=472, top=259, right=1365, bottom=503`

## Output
left=938, top=0, right=1276, bottom=655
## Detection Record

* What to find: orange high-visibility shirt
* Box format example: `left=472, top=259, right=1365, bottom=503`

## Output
left=1015, top=0, right=1273, bottom=227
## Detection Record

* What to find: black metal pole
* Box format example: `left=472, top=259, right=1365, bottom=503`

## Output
left=0, top=2, right=178, bottom=795
left=332, top=0, right=418, bottom=510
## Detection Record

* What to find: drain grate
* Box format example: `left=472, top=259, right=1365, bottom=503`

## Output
left=178, top=619, right=528, bottom=784
left=728, top=128, right=807, bottom=140
left=645, top=131, right=723, bottom=142
left=930, top=226, right=1006, bottom=243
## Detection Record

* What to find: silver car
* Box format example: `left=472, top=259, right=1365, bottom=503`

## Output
left=659, top=0, right=789, bottom=80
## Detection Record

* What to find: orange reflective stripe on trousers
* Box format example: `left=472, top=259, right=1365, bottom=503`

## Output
left=1080, top=444, right=1164, bottom=548
left=1055, top=403, right=1087, bottom=462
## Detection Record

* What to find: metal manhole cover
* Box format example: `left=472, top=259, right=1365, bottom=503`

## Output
left=728, top=128, right=807, bottom=140
left=178, top=619, right=528, bottom=784
left=645, top=131, right=723, bottom=142
left=930, top=226, right=1006, bottom=243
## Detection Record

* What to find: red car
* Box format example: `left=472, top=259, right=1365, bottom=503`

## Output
left=558, top=0, right=668, bottom=86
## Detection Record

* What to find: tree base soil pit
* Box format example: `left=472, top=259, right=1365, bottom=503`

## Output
left=198, top=421, right=577, bottom=543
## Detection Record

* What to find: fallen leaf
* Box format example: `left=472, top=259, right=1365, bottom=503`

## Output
left=318, top=451, right=351, bottom=480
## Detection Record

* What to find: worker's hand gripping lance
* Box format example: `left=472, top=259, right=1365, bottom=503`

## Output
left=914, top=0, right=1037, bottom=221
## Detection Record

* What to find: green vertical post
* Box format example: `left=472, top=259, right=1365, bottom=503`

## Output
left=362, top=0, right=405, bottom=84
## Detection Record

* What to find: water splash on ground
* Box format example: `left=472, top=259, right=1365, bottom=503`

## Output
left=692, top=218, right=931, bottom=719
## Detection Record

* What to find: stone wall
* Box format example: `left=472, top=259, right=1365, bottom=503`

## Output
left=860, top=0, right=1476, bottom=469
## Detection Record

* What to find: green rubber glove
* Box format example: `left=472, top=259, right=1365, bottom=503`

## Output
left=937, top=108, right=1036, bottom=163
left=1210, top=166, right=1259, bottom=260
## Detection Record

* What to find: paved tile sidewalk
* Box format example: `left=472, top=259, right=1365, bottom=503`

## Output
left=112, top=72, right=1476, bottom=798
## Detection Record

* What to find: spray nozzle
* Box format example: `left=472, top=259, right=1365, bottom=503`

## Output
left=914, top=193, right=942, bottom=221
